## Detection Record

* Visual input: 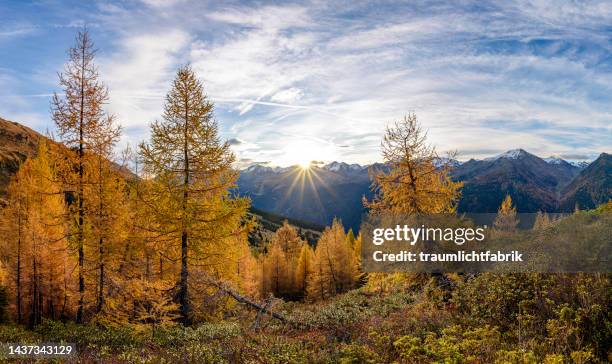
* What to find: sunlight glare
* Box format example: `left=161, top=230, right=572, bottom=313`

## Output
left=279, top=139, right=337, bottom=168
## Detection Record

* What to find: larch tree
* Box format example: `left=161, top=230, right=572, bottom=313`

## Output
left=236, top=239, right=260, bottom=299
left=307, top=219, right=358, bottom=301
left=494, top=195, right=519, bottom=233
left=365, top=113, right=462, bottom=214
left=88, top=121, right=122, bottom=314
left=51, top=29, right=118, bottom=323
left=532, top=211, right=551, bottom=231
left=2, top=142, right=70, bottom=326
left=0, top=165, right=27, bottom=324
left=262, top=241, right=286, bottom=298
left=140, top=65, right=249, bottom=325
left=261, top=221, right=306, bottom=300
left=295, top=244, right=314, bottom=299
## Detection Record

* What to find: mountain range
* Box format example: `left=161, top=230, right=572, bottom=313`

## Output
left=238, top=149, right=611, bottom=231
left=1, top=117, right=610, bottom=233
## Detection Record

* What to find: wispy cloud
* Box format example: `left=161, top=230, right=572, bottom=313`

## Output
left=1, top=0, right=610, bottom=165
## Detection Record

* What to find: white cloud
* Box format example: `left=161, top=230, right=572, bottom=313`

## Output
left=5, top=0, right=611, bottom=166
left=99, top=29, right=190, bottom=147
left=270, top=87, right=303, bottom=103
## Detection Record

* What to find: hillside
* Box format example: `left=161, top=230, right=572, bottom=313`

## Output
left=238, top=163, right=373, bottom=232
left=247, top=206, right=323, bottom=248
left=450, top=149, right=582, bottom=212
left=560, top=153, right=612, bottom=210
left=0, top=117, right=47, bottom=204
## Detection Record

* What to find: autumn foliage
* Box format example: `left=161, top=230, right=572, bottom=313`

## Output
left=0, top=29, right=609, bottom=364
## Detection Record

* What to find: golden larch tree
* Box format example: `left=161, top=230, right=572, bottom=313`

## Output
left=365, top=113, right=461, bottom=214
left=295, top=244, right=314, bottom=299
left=494, top=195, right=519, bottom=233
left=139, top=65, right=249, bottom=325
left=51, top=29, right=118, bottom=323
left=1, top=142, right=71, bottom=326
left=307, top=219, right=358, bottom=301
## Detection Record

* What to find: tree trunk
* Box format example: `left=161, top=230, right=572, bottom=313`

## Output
left=16, top=207, right=22, bottom=324
left=97, top=236, right=104, bottom=313
left=179, top=231, right=191, bottom=325
left=178, top=102, right=192, bottom=325
left=76, top=39, right=86, bottom=325
left=96, top=160, right=105, bottom=313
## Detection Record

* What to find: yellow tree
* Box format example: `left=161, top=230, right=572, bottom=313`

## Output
left=236, top=239, right=260, bottom=299
left=364, top=114, right=462, bottom=290
left=262, top=241, right=286, bottom=298
left=140, top=65, right=249, bottom=325
left=494, top=195, right=519, bottom=233
left=88, top=165, right=128, bottom=314
left=365, top=113, right=461, bottom=214
left=2, top=142, right=70, bottom=326
left=307, top=219, right=358, bottom=301
left=0, top=169, right=26, bottom=324
left=261, top=221, right=306, bottom=300
left=295, top=244, right=314, bottom=299
left=51, top=29, right=119, bottom=323
left=532, top=211, right=550, bottom=231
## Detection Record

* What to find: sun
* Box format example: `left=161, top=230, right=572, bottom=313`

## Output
left=298, top=160, right=312, bottom=169
left=281, top=139, right=333, bottom=169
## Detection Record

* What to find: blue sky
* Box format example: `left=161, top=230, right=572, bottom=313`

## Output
left=1, top=0, right=611, bottom=167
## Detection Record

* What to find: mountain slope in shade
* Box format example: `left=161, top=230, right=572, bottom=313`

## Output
left=237, top=164, right=372, bottom=232
left=450, top=149, right=581, bottom=213
left=560, top=153, right=612, bottom=211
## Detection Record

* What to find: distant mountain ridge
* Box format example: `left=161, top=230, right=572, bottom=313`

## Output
left=238, top=149, right=610, bottom=230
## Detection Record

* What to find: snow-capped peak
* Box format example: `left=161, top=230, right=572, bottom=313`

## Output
left=323, top=161, right=364, bottom=172
left=244, top=164, right=274, bottom=174
left=484, top=149, right=527, bottom=161
left=569, top=161, right=590, bottom=169
left=544, top=156, right=565, bottom=165
left=433, top=157, right=461, bottom=168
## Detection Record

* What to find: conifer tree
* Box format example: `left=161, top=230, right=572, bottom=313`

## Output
left=0, top=170, right=26, bottom=324
left=494, top=195, right=519, bottom=233
left=140, top=65, right=249, bottom=324
left=295, top=244, right=314, bottom=299
left=365, top=113, right=461, bottom=214
left=532, top=211, right=550, bottom=231
left=51, top=29, right=118, bottom=323
left=261, top=221, right=306, bottom=300
left=2, top=143, right=70, bottom=326
left=236, top=239, right=260, bottom=298
left=307, top=219, right=358, bottom=301
left=262, top=241, right=286, bottom=298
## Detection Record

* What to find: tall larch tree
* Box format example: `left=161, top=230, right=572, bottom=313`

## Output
left=365, top=113, right=462, bottom=214
left=51, top=29, right=117, bottom=323
left=140, top=65, right=249, bottom=325
left=0, top=165, right=27, bottom=324
left=88, top=120, right=122, bottom=314
left=364, top=114, right=462, bottom=290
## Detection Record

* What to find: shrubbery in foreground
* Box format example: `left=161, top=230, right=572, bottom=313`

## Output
left=0, top=271, right=609, bottom=363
